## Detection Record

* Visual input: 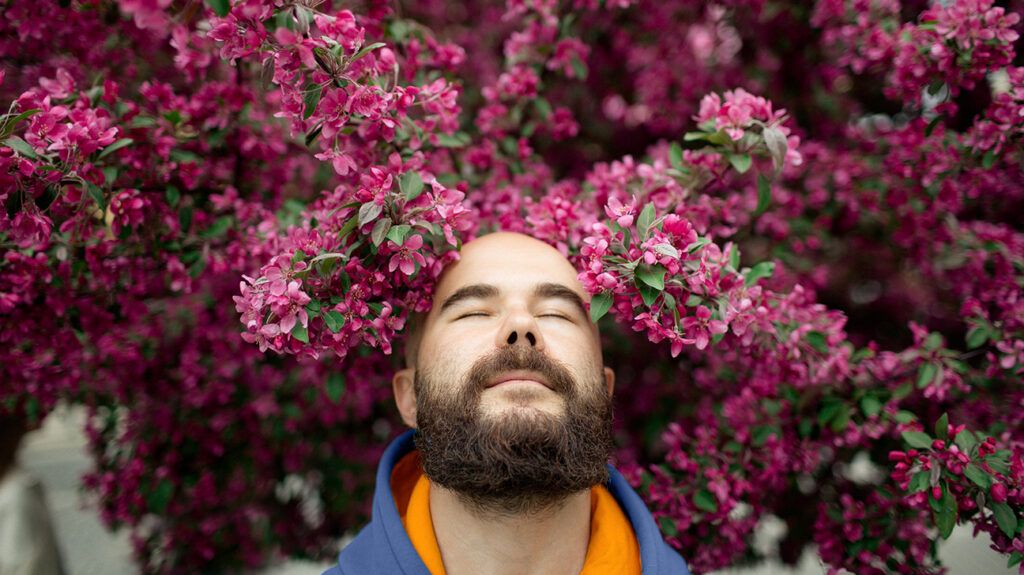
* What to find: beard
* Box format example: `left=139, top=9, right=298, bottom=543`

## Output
left=412, top=345, right=614, bottom=518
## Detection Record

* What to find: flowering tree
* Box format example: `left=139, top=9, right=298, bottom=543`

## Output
left=2, top=0, right=1024, bottom=573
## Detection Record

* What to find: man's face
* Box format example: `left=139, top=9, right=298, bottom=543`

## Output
left=394, top=232, right=616, bottom=515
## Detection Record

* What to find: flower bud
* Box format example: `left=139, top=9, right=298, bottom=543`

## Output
left=991, top=482, right=1008, bottom=503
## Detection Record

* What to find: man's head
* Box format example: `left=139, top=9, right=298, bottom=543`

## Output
left=392, top=232, right=616, bottom=517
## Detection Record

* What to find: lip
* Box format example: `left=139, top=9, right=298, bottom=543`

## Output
left=486, top=371, right=552, bottom=390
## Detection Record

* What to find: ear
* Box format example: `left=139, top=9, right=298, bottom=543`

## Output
left=392, top=367, right=418, bottom=428
left=603, top=366, right=615, bottom=397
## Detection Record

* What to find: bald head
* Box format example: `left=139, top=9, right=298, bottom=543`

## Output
left=403, top=232, right=599, bottom=368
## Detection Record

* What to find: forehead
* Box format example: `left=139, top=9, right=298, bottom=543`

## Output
left=431, top=233, right=586, bottom=307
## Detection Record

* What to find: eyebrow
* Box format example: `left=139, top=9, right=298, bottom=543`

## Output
left=439, top=282, right=589, bottom=318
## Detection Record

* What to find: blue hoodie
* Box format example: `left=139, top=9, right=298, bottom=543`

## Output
left=323, top=430, right=692, bottom=575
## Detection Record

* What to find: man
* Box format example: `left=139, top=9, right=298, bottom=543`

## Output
left=324, top=232, right=691, bottom=575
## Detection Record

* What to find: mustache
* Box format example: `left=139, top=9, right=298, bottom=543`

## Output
left=465, top=346, right=576, bottom=398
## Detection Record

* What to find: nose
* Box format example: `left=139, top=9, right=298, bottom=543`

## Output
left=496, top=307, right=545, bottom=351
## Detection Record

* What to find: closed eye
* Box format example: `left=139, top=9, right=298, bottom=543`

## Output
left=539, top=314, right=571, bottom=321
left=456, top=312, right=490, bottom=319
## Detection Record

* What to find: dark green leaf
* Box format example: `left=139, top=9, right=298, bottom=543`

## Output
left=694, top=489, right=718, bottom=513
left=533, top=98, right=553, bottom=120
left=147, top=479, right=174, bottom=514
left=964, top=463, right=992, bottom=489
left=589, top=292, right=613, bottom=323
left=165, top=186, right=180, bottom=207
left=658, top=516, right=678, bottom=537
left=902, top=431, right=933, bottom=449
left=806, top=331, right=829, bottom=354
left=570, top=56, right=588, bottom=80
left=830, top=404, right=851, bottom=433
left=0, top=109, right=40, bottom=139
left=686, top=237, right=710, bottom=253
left=349, top=42, right=387, bottom=63
left=936, top=487, right=957, bottom=539
left=323, top=310, right=346, bottom=334
left=755, top=173, right=771, bottom=215
left=635, top=264, right=666, bottom=290
left=303, top=84, right=323, bottom=120
left=291, top=323, right=309, bottom=344
left=894, top=409, right=917, bottom=424
left=925, top=115, right=943, bottom=137
left=982, top=150, right=997, bottom=169
left=935, top=413, right=949, bottom=441
left=729, top=153, right=752, bottom=174
left=1009, top=551, right=1023, bottom=568
left=325, top=373, right=345, bottom=403
left=97, top=138, right=133, bottom=159
left=909, top=471, right=930, bottom=493
left=992, top=502, right=1017, bottom=538
left=206, top=0, right=230, bottom=16
left=638, top=283, right=659, bottom=307
left=86, top=182, right=106, bottom=210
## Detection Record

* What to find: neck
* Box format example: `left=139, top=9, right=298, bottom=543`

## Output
left=429, top=483, right=592, bottom=575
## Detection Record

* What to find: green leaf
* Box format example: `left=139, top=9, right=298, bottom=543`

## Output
left=909, top=470, right=930, bottom=493
left=894, top=409, right=917, bottom=424
left=637, top=203, right=656, bottom=237
left=902, top=431, right=933, bottom=450
left=693, top=489, right=718, bottom=513
left=729, top=153, right=752, bottom=174
left=179, top=203, right=192, bottom=233
left=97, top=138, right=133, bottom=159
left=743, top=261, right=775, bottom=287
left=635, top=265, right=666, bottom=290
left=818, top=400, right=843, bottom=426
left=1009, top=551, right=1024, bottom=568
left=371, top=217, right=392, bottom=247
left=323, top=310, right=346, bottom=334
left=291, top=323, right=309, bottom=344
left=3, top=136, right=38, bottom=159
left=934, top=413, right=949, bottom=441
left=165, top=186, right=180, bottom=207
left=434, top=133, right=469, bottom=148
left=206, top=0, right=230, bottom=17
left=924, top=332, right=943, bottom=351
left=992, top=502, right=1018, bottom=538
left=86, top=182, right=106, bottom=210
left=762, top=126, right=788, bottom=170
left=570, top=56, right=588, bottom=80
left=830, top=404, right=851, bottom=433
left=325, top=373, right=345, bottom=403
left=860, top=395, right=883, bottom=418
left=358, top=201, right=383, bottom=227
left=0, top=108, right=40, bottom=139
left=146, top=479, right=174, bottom=514
left=400, top=171, right=424, bottom=201
left=686, top=237, right=710, bottom=253
left=728, top=246, right=741, bottom=271
left=658, top=516, right=678, bottom=537
left=669, top=142, right=684, bottom=169
left=303, top=84, right=323, bottom=120
left=925, top=115, right=943, bottom=137
left=338, top=215, right=358, bottom=239
left=965, top=325, right=989, bottom=349
left=755, top=173, right=771, bottom=216
left=589, top=292, right=613, bottom=323
left=982, top=150, right=997, bottom=169
left=917, top=363, right=939, bottom=389
left=936, top=487, right=957, bottom=539
left=533, top=98, right=553, bottom=120
left=954, top=430, right=978, bottom=454
left=638, top=283, right=659, bottom=307
left=964, top=463, right=992, bottom=489
left=385, top=224, right=412, bottom=245
left=349, top=42, right=388, bottom=64
left=806, top=331, right=829, bottom=354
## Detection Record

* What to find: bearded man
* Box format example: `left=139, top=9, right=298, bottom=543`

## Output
left=323, top=232, right=691, bottom=575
